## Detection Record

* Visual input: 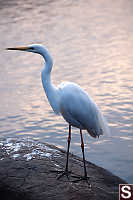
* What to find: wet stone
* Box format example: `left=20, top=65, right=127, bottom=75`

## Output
left=0, top=138, right=127, bottom=200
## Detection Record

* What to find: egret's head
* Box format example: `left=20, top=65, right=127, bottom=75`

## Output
left=6, top=44, right=47, bottom=55
left=6, top=44, right=53, bottom=66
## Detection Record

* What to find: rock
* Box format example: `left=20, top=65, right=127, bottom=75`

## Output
left=0, top=138, right=127, bottom=200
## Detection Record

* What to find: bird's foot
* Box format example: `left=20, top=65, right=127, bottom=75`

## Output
left=50, top=169, right=72, bottom=180
left=71, top=174, right=90, bottom=184
left=50, top=169, right=90, bottom=185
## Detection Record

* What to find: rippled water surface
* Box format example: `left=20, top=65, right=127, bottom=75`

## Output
left=0, top=0, right=133, bottom=183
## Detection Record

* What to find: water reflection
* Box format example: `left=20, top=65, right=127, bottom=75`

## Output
left=0, top=0, right=133, bottom=183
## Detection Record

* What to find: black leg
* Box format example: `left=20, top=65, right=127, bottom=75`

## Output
left=80, top=129, right=87, bottom=178
left=55, top=125, right=72, bottom=180
left=65, top=124, right=71, bottom=172
left=51, top=127, right=90, bottom=183
left=71, top=129, right=90, bottom=183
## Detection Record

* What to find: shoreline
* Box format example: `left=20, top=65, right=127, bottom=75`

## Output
left=0, top=138, right=127, bottom=200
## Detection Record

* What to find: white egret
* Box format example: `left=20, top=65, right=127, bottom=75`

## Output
left=6, top=44, right=109, bottom=181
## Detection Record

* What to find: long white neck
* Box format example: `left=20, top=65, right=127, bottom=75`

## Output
left=41, top=49, right=60, bottom=114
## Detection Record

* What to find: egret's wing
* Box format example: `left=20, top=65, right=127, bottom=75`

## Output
left=59, top=83, right=109, bottom=138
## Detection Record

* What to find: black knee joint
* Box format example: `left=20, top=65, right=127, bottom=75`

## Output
left=68, top=136, right=71, bottom=143
left=81, top=143, right=84, bottom=149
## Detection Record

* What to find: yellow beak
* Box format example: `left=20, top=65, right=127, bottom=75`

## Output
left=6, top=46, right=29, bottom=51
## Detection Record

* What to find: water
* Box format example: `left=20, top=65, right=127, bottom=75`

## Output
left=0, top=0, right=133, bottom=183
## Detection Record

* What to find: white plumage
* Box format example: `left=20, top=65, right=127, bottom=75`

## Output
left=7, top=44, right=109, bottom=181
left=58, top=82, right=102, bottom=138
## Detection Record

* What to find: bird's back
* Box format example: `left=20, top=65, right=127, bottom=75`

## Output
left=58, top=82, right=108, bottom=138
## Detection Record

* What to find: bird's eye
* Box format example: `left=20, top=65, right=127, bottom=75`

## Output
left=29, top=47, right=34, bottom=50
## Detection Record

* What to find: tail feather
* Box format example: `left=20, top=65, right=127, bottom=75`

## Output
left=97, top=108, right=110, bottom=137
left=87, top=127, right=103, bottom=138
left=86, top=109, right=110, bottom=138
